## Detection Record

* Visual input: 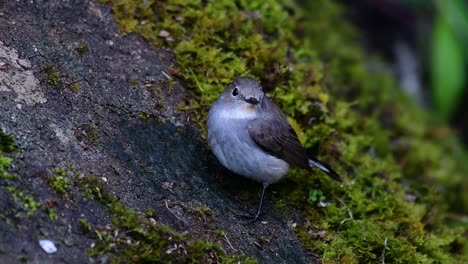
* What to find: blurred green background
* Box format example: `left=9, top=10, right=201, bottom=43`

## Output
left=343, top=0, right=468, bottom=144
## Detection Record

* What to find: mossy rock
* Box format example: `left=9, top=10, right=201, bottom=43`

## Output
left=99, top=0, right=468, bottom=262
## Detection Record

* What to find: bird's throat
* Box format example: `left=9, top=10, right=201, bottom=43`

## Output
left=219, top=104, right=258, bottom=120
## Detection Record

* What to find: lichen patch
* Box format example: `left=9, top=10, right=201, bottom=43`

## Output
left=0, top=41, right=47, bottom=105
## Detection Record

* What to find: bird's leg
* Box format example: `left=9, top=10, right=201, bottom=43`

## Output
left=254, top=183, right=269, bottom=221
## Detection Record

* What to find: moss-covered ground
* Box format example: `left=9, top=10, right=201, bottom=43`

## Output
left=63, top=172, right=257, bottom=263
left=97, top=0, right=468, bottom=262
left=0, top=132, right=15, bottom=178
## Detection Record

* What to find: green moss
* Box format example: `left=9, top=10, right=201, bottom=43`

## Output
left=76, top=175, right=255, bottom=263
left=70, top=82, right=80, bottom=93
left=45, top=207, right=58, bottom=221
left=42, top=168, right=252, bottom=261
left=0, top=140, right=16, bottom=182
left=0, top=130, right=17, bottom=153
left=193, top=204, right=214, bottom=220
left=138, top=111, right=150, bottom=120
left=79, top=218, right=92, bottom=233
left=6, top=186, right=40, bottom=216
left=0, top=131, right=30, bottom=220
left=144, top=208, right=156, bottom=218
left=99, top=0, right=468, bottom=262
left=128, top=78, right=138, bottom=85
left=0, top=156, right=12, bottom=168
left=75, top=175, right=106, bottom=201
left=0, top=155, right=14, bottom=180
left=75, top=41, right=88, bottom=56
left=41, top=65, right=62, bottom=86
left=214, top=229, right=226, bottom=238
left=47, top=175, right=69, bottom=194
left=0, top=170, right=17, bottom=180
left=1, top=132, right=59, bottom=222
left=47, top=167, right=72, bottom=194
left=308, top=189, right=326, bottom=203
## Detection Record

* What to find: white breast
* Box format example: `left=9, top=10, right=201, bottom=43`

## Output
left=207, top=103, right=289, bottom=184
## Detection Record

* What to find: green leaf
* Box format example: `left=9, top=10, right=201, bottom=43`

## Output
left=431, top=16, right=465, bottom=120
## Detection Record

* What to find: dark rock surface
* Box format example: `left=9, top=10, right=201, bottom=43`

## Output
left=0, top=1, right=312, bottom=263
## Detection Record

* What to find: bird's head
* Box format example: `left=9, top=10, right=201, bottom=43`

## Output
left=217, top=77, right=265, bottom=114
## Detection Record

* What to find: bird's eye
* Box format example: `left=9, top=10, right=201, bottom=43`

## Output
left=232, top=87, right=239, bottom=96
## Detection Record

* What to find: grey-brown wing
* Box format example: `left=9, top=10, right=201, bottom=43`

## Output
left=248, top=97, right=310, bottom=170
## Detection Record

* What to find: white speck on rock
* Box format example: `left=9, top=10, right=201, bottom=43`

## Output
left=158, top=30, right=170, bottom=38
left=319, top=201, right=330, bottom=207
left=39, top=239, right=57, bottom=254
left=49, top=123, right=71, bottom=145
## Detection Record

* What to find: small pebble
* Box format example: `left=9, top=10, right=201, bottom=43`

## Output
left=158, top=30, right=170, bottom=38
left=319, top=201, right=330, bottom=207
left=39, top=239, right=57, bottom=254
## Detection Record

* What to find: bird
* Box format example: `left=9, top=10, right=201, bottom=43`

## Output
left=207, top=77, right=341, bottom=220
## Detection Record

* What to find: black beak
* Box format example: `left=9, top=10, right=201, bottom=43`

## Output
left=245, top=97, right=259, bottom=105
